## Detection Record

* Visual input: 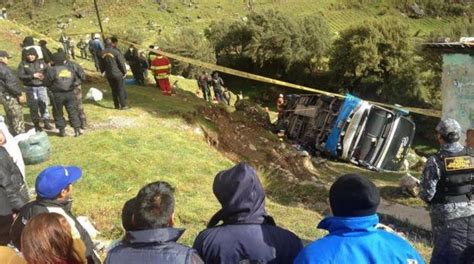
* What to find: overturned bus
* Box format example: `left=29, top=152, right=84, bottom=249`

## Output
left=280, top=94, right=415, bottom=171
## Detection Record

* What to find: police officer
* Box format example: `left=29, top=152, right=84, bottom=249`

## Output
left=43, top=52, right=81, bottom=137
left=0, top=50, right=24, bottom=136
left=65, top=58, right=87, bottom=129
left=99, top=38, right=128, bottom=110
left=420, top=118, right=474, bottom=262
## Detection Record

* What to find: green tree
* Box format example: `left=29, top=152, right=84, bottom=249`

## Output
left=329, top=18, right=424, bottom=104
left=159, top=27, right=216, bottom=78
left=205, top=10, right=332, bottom=82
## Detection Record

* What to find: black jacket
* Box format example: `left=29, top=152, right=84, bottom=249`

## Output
left=105, top=228, right=203, bottom=264
left=43, top=64, right=76, bottom=93
left=10, top=198, right=101, bottom=264
left=17, top=59, right=47, bottom=87
left=0, top=63, right=22, bottom=97
left=99, top=47, right=127, bottom=79
left=66, top=60, right=86, bottom=87
left=193, top=163, right=303, bottom=264
left=0, top=148, right=29, bottom=216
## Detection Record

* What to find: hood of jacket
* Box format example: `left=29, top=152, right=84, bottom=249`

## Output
left=22, top=36, right=34, bottom=47
left=208, top=162, right=275, bottom=227
left=317, top=214, right=379, bottom=235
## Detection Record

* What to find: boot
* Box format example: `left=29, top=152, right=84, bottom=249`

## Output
left=34, top=122, right=43, bottom=132
left=74, top=128, right=82, bottom=137
left=80, top=119, right=87, bottom=130
left=43, top=120, right=53, bottom=130
left=59, top=128, right=66, bottom=137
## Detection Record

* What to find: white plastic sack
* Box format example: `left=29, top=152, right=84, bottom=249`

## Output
left=86, top=87, right=103, bottom=101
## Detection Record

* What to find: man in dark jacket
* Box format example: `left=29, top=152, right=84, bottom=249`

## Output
left=420, top=118, right=474, bottom=264
left=193, top=162, right=303, bottom=263
left=65, top=58, right=87, bottom=129
left=0, top=50, right=25, bottom=135
left=17, top=48, right=52, bottom=132
left=43, top=52, right=81, bottom=137
left=21, top=36, right=49, bottom=63
left=10, top=165, right=100, bottom=264
left=124, top=45, right=145, bottom=85
left=99, top=38, right=128, bottom=110
left=0, top=128, right=29, bottom=245
left=38, top=40, right=53, bottom=64
left=105, top=181, right=203, bottom=264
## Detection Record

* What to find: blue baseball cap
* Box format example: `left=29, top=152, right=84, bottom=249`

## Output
left=35, top=166, right=82, bottom=199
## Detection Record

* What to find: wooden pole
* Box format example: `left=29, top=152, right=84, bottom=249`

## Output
left=93, top=0, right=105, bottom=40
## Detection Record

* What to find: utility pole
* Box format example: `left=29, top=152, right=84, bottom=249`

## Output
left=93, top=0, right=105, bottom=40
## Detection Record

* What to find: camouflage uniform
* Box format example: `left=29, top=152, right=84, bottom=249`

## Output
left=420, top=119, right=474, bottom=244
left=0, top=57, right=25, bottom=136
left=0, top=96, right=24, bottom=136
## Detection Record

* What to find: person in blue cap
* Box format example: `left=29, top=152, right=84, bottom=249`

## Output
left=10, top=165, right=100, bottom=264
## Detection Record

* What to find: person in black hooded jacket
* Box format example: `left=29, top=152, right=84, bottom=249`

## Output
left=99, top=38, right=128, bottom=110
left=193, top=162, right=303, bottom=264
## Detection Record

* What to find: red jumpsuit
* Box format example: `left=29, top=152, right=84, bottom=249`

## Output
left=150, top=55, right=171, bottom=94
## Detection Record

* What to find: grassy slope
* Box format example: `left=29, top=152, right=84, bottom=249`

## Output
left=0, top=16, right=433, bottom=260
left=8, top=0, right=460, bottom=43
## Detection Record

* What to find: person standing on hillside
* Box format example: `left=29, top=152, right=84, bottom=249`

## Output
left=68, top=37, right=76, bottom=60
left=38, top=40, right=53, bottom=65
left=211, top=72, right=224, bottom=102
left=77, top=38, right=88, bottom=59
left=100, top=38, right=128, bottom=110
left=150, top=48, right=172, bottom=95
left=90, top=34, right=103, bottom=72
left=198, top=71, right=211, bottom=102
left=17, top=48, right=52, bottom=132
left=420, top=118, right=474, bottom=264
left=43, top=52, right=82, bottom=137
left=0, top=50, right=25, bottom=135
left=125, top=45, right=145, bottom=86
left=65, top=56, right=87, bottom=129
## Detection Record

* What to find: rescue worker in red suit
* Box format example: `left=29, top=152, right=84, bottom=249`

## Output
left=150, top=49, right=172, bottom=95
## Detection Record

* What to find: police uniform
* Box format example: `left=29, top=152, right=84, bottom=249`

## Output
left=420, top=118, right=474, bottom=263
left=65, top=60, right=87, bottom=129
left=44, top=53, right=81, bottom=137
left=0, top=51, right=24, bottom=136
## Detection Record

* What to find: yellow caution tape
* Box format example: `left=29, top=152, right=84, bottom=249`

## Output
left=75, top=32, right=442, bottom=118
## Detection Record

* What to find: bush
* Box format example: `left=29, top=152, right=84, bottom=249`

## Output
left=205, top=10, right=332, bottom=83
left=158, top=27, right=216, bottom=78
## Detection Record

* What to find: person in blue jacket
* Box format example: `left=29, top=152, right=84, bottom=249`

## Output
left=295, top=173, right=425, bottom=264
left=193, top=162, right=303, bottom=264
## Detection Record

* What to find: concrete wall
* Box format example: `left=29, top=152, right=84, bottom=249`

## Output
left=441, top=53, right=474, bottom=144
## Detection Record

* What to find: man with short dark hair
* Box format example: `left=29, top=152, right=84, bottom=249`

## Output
left=193, top=163, right=303, bottom=263
left=10, top=165, right=100, bottom=264
left=295, top=174, right=424, bottom=263
left=105, top=181, right=203, bottom=264
left=420, top=118, right=474, bottom=264
left=99, top=38, right=128, bottom=110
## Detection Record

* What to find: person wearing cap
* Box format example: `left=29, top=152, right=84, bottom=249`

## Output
left=193, top=163, right=303, bottom=263
left=43, top=52, right=82, bottom=137
left=10, top=165, right=100, bottom=264
left=99, top=38, right=128, bottom=110
left=0, top=50, right=25, bottom=136
left=420, top=118, right=474, bottom=264
left=17, top=47, right=52, bottom=132
left=295, top=174, right=424, bottom=263
left=105, top=181, right=203, bottom=264
left=0, top=125, right=29, bottom=246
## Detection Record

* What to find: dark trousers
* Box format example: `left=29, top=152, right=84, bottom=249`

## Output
left=107, top=76, right=127, bottom=109
left=80, top=49, right=88, bottom=59
left=214, top=88, right=223, bottom=102
left=0, top=214, right=13, bottom=245
left=131, top=65, right=145, bottom=85
left=51, top=91, right=81, bottom=129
